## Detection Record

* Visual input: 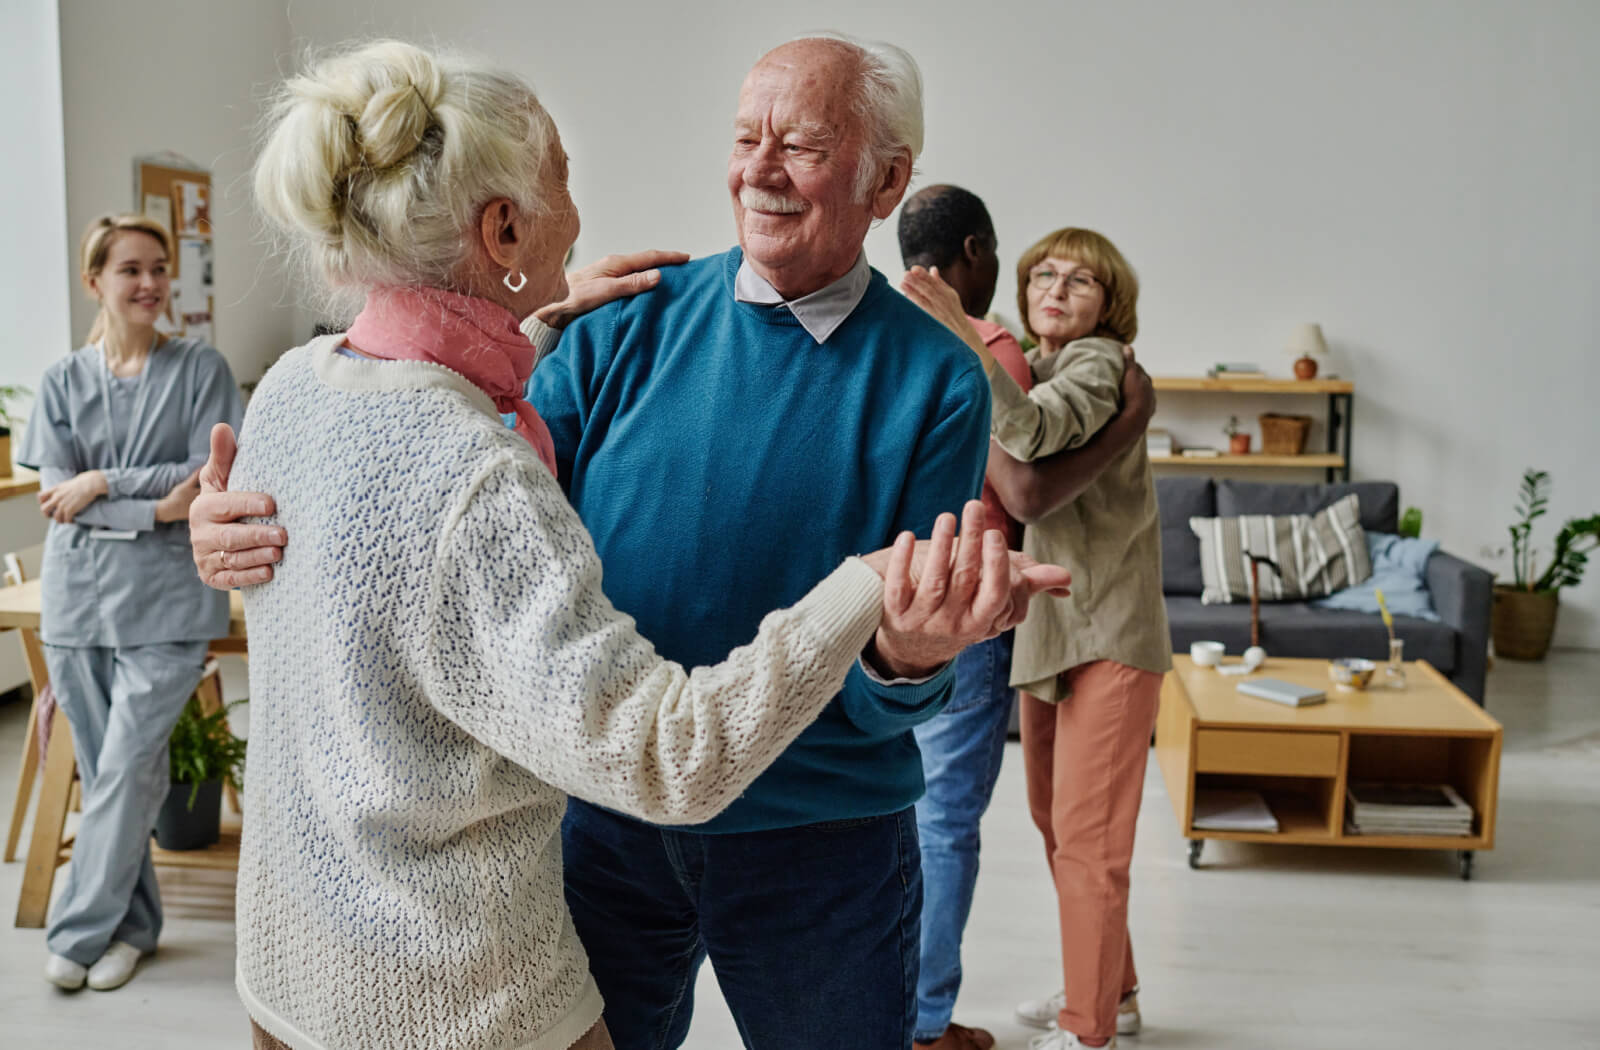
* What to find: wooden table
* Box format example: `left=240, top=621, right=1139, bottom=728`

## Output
left=1155, top=655, right=1502, bottom=879
left=0, top=579, right=247, bottom=926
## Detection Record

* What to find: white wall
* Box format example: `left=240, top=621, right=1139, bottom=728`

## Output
left=0, top=1, right=70, bottom=690
left=35, top=0, right=1596, bottom=648
left=57, top=0, right=298, bottom=388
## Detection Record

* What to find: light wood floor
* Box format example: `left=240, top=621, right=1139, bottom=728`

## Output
left=2, top=652, right=1597, bottom=1049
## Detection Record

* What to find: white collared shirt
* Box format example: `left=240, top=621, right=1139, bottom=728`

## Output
left=733, top=252, right=872, bottom=344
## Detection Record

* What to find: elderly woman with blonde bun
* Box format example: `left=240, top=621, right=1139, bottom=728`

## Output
left=19, top=214, right=240, bottom=994
left=905, top=228, right=1169, bottom=1050
left=220, top=40, right=1057, bottom=1050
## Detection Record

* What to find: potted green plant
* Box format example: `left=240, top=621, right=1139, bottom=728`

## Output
left=1223, top=415, right=1251, bottom=455
left=0, top=384, right=30, bottom=479
left=1492, top=469, right=1600, bottom=661
left=155, top=697, right=246, bottom=850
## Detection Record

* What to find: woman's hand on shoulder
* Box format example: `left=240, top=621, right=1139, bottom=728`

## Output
left=899, top=267, right=997, bottom=374
left=534, top=249, right=690, bottom=330
left=189, top=423, right=286, bottom=589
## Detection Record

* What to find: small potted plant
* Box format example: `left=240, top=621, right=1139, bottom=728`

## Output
left=1223, top=415, right=1251, bottom=455
left=1492, top=469, right=1599, bottom=661
left=0, top=384, right=30, bottom=479
left=155, top=697, right=246, bottom=850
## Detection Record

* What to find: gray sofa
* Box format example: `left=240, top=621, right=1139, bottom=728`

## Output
left=1158, top=478, right=1493, bottom=706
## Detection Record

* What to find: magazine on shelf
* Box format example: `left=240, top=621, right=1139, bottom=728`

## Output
left=1192, top=789, right=1280, bottom=833
left=1345, top=782, right=1474, bottom=836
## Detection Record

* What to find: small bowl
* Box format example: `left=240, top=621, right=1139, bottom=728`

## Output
left=1329, top=658, right=1376, bottom=690
left=1190, top=641, right=1226, bottom=668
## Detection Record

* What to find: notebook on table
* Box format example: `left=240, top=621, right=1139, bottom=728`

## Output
left=1236, top=678, right=1327, bottom=707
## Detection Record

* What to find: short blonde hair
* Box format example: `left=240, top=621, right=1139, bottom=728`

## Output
left=1015, top=227, right=1139, bottom=344
left=80, top=214, right=173, bottom=344
left=253, top=39, right=559, bottom=318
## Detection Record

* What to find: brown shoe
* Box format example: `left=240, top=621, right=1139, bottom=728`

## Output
left=913, top=1022, right=996, bottom=1050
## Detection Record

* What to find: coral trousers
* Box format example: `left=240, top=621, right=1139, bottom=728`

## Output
left=1020, top=659, right=1163, bottom=1043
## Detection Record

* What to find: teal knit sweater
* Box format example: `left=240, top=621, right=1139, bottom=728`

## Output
left=526, top=248, right=990, bottom=831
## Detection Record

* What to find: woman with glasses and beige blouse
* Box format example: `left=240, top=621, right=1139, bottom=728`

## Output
left=904, top=228, right=1169, bottom=1050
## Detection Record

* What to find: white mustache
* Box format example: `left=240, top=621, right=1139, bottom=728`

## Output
left=740, top=187, right=806, bottom=215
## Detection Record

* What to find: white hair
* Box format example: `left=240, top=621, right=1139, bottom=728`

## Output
left=785, top=32, right=925, bottom=202
left=253, top=40, right=559, bottom=319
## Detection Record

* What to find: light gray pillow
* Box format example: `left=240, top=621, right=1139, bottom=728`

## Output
left=1189, top=493, right=1373, bottom=605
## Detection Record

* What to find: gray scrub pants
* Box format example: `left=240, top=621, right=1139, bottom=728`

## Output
left=42, top=641, right=209, bottom=966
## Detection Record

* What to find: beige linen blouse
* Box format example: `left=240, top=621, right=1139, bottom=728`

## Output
left=987, top=336, right=1172, bottom=700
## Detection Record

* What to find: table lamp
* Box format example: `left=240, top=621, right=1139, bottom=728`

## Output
left=1287, top=323, right=1328, bottom=380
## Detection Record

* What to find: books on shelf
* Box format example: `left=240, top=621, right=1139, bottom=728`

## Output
left=1344, top=782, right=1474, bottom=837
left=1208, top=362, right=1268, bottom=379
left=1146, top=427, right=1174, bottom=456
left=1179, top=446, right=1220, bottom=458
left=1236, top=678, right=1327, bottom=707
left=1192, top=788, right=1280, bottom=833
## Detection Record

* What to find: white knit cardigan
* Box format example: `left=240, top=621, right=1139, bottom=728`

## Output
left=229, top=339, right=884, bottom=1050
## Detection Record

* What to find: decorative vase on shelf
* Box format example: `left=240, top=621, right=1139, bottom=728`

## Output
left=1229, top=434, right=1252, bottom=455
left=1286, top=323, right=1328, bottom=381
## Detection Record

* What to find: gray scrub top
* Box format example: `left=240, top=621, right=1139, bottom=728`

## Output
left=18, top=338, right=242, bottom=647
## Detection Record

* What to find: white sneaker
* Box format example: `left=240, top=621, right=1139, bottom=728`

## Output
left=1028, top=1030, right=1116, bottom=1049
left=86, top=941, right=146, bottom=991
left=1016, top=990, right=1067, bottom=1029
left=44, top=953, right=87, bottom=990
left=1017, top=988, right=1141, bottom=1036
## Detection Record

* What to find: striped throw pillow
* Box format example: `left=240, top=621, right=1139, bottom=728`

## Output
left=1189, top=493, right=1373, bottom=605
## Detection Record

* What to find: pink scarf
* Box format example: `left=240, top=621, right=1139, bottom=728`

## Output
left=345, top=285, right=558, bottom=478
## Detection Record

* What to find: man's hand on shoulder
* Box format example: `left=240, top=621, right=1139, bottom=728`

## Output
left=1120, top=345, right=1156, bottom=428
left=190, top=423, right=287, bottom=590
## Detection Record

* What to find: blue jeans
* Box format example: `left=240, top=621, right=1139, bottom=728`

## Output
left=911, top=633, right=1015, bottom=1042
left=562, top=800, right=922, bottom=1050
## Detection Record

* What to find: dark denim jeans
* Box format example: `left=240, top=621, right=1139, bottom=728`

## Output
left=562, top=799, right=922, bottom=1050
left=910, top=633, right=1015, bottom=1042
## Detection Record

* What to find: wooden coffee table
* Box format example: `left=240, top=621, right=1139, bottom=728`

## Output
left=1155, top=656, right=1501, bottom=879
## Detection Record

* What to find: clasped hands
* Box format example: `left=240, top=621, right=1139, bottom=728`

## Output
left=859, top=500, right=1071, bottom=679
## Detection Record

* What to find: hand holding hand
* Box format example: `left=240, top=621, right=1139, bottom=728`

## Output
left=38, top=470, right=107, bottom=524
left=534, top=249, right=691, bottom=329
left=859, top=501, right=1071, bottom=678
left=189, top=423, right=286, bottom=589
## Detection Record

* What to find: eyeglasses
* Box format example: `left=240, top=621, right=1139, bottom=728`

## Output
left=1028, top=268, right=1102, bottom=295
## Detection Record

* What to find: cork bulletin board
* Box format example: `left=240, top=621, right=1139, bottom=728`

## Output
left=134, top=155, right=214, bottom=342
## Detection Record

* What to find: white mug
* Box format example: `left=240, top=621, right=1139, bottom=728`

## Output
left=1190, top=641, right=1225, bottom=667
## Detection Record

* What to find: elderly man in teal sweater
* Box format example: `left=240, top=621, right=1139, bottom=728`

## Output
left=531, top=35, right=992, bottom=1050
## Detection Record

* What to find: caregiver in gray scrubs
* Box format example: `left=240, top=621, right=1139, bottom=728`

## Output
left=19, top=214, right=241, bottom=992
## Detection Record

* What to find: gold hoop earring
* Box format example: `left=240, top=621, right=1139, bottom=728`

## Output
left=503, top=270, right=527, bottom=293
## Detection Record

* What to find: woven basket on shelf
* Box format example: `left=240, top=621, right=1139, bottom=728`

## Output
left=1258, top=413, right=1312, bottom=455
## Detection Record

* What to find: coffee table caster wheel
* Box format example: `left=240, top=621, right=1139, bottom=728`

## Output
left=1458, top=850, right=1474, bottom=881
left=1188, top=839, right=1204, bottom=869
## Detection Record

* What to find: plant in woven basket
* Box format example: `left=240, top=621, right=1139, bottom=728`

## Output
left=168, top=696, right=246, bottom=809
left=1492, top=469, right=1599, bottom=660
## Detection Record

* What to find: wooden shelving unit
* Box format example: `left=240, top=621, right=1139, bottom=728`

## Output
left=1150, top=378, right=1354, bottom=481
left=1152, top=453, right=1344, bottom=469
